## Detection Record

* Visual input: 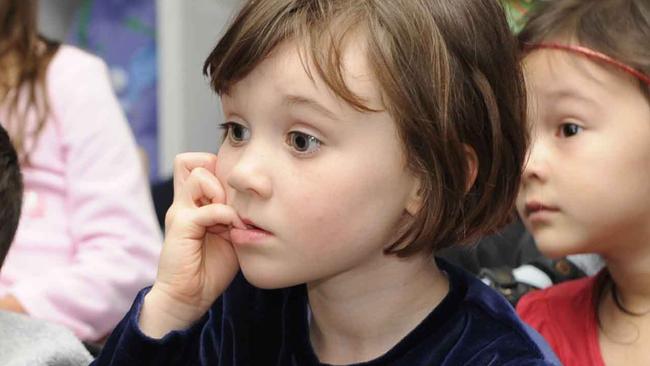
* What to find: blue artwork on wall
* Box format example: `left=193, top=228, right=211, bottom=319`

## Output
left=68, top=0, right=159, bottom=179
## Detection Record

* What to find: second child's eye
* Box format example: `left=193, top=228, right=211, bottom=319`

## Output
left=220, top=122, right=251, bottom=145
left=558, top=123, right=583, bottom=138
left=287, top=132, right=321, bottom=155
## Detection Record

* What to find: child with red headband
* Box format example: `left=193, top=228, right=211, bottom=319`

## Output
left=515, top=1, right=650, bottom=365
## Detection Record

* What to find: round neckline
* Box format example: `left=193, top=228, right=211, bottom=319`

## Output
left=290, top=259, right=466, bottom=366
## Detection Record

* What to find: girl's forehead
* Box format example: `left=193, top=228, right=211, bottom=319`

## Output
left=228, top=38, right=386, bottom=113
left=524, top=49, right=633, bottom=102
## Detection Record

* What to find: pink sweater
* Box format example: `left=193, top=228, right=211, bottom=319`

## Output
left=0, top=46, right=162, bottom=341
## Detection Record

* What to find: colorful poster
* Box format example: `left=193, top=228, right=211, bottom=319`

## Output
left=68, top=0, right=159, bottom=179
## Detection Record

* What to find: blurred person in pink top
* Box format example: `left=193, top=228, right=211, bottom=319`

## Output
left=0, top=0, right=161, bottom=341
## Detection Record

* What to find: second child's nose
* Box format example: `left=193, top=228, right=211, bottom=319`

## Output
left=522, top=139, right=549, bottom=183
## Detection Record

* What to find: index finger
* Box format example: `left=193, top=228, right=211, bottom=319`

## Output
left=172, top=153, right=218, bottom=198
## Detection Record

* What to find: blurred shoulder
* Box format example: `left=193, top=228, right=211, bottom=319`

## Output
left=518, top=275, right=596, bottom=315
left=47, top=45, right=110, bottom=89
left=50, top=45, right=107, bottom=71
left=0, top=310, right=92, bottom=365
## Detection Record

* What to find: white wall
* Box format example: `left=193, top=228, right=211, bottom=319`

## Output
left=156, top=0, right=240, bottom=177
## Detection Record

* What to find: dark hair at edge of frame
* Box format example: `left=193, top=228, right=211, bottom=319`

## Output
left=0, top=124, right=23, bottom=268
left=203, top=0, right=527, bottom=256
left=519, top=0, right=650, bottom=332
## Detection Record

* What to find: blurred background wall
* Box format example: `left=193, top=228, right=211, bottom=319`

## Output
left=37, top=0, right=241, bottom=179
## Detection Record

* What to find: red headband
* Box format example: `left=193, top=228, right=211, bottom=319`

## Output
left=526, top=43, right=650, bottom=85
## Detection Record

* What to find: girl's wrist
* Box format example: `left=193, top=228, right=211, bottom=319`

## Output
left=138, top=287, right=206, bottom=339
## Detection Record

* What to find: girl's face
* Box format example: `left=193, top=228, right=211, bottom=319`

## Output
left=215, top=40, right=421, bottom=289
left=516, top=48, right=650, bottom=259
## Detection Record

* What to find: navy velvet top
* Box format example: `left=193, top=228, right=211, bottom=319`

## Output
left=92, top=258, right=560, bottom=365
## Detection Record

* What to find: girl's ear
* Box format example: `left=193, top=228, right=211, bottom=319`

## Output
left=405, top=145, right=478, bottom=216
left=405, top=178, right=423, bottom=216
left=463, top=144, right=479, bottom=193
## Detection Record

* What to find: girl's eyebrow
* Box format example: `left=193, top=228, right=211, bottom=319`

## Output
left=545, top=88, right=599, bottom=107
left=283, top=95, right=339, bottom=121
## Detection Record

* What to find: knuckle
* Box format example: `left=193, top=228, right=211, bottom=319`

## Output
left=165, top=208, right=197, bottom=234
left=191, top=166, right=208, bottom=178
left=173, top=154, right=188, bottom=168
left=164, top=206, right=178, bottom=227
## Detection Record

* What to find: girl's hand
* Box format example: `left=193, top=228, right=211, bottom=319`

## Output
left=139, top=153, right=244, bottom=338
left=0, top=295, right=26, bottom=314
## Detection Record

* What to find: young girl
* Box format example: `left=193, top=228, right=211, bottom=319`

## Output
left=0, top=0, right=161, bottom=341
left=93, top=0, right=559, bottom=364
left=515, top=1, right=650, bottom=365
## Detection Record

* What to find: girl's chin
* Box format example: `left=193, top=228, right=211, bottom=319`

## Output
left=239, top=265, right=301, bottom=289
left=535, top=239, right=585, bottom=260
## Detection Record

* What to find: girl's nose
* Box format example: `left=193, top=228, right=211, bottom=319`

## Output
left=226, top=147, right=273, bottom=199
left=522, top=138, right=549, bottom=183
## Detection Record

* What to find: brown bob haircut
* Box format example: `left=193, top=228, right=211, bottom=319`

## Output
left=204, top=0, right=527, bottom=256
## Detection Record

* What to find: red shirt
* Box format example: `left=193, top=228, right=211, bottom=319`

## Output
left=517, top=276, right=605, bottom=366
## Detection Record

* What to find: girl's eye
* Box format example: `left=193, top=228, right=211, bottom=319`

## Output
left=287, top=131, right=321, bottom=155
left=558, top=123, right=583, bottom=138
left=220, top=122, right=250, bottom=145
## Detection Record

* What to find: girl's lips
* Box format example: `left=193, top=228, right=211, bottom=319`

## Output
left=230, top=226, right=272, bottom=245
left=524, top=201, right=559, bottom=216
left=240, top=218, right=271, bottom=232
left=524, top=201, right=560, bottom=224
left=230, top=218, right=273, bottom=245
